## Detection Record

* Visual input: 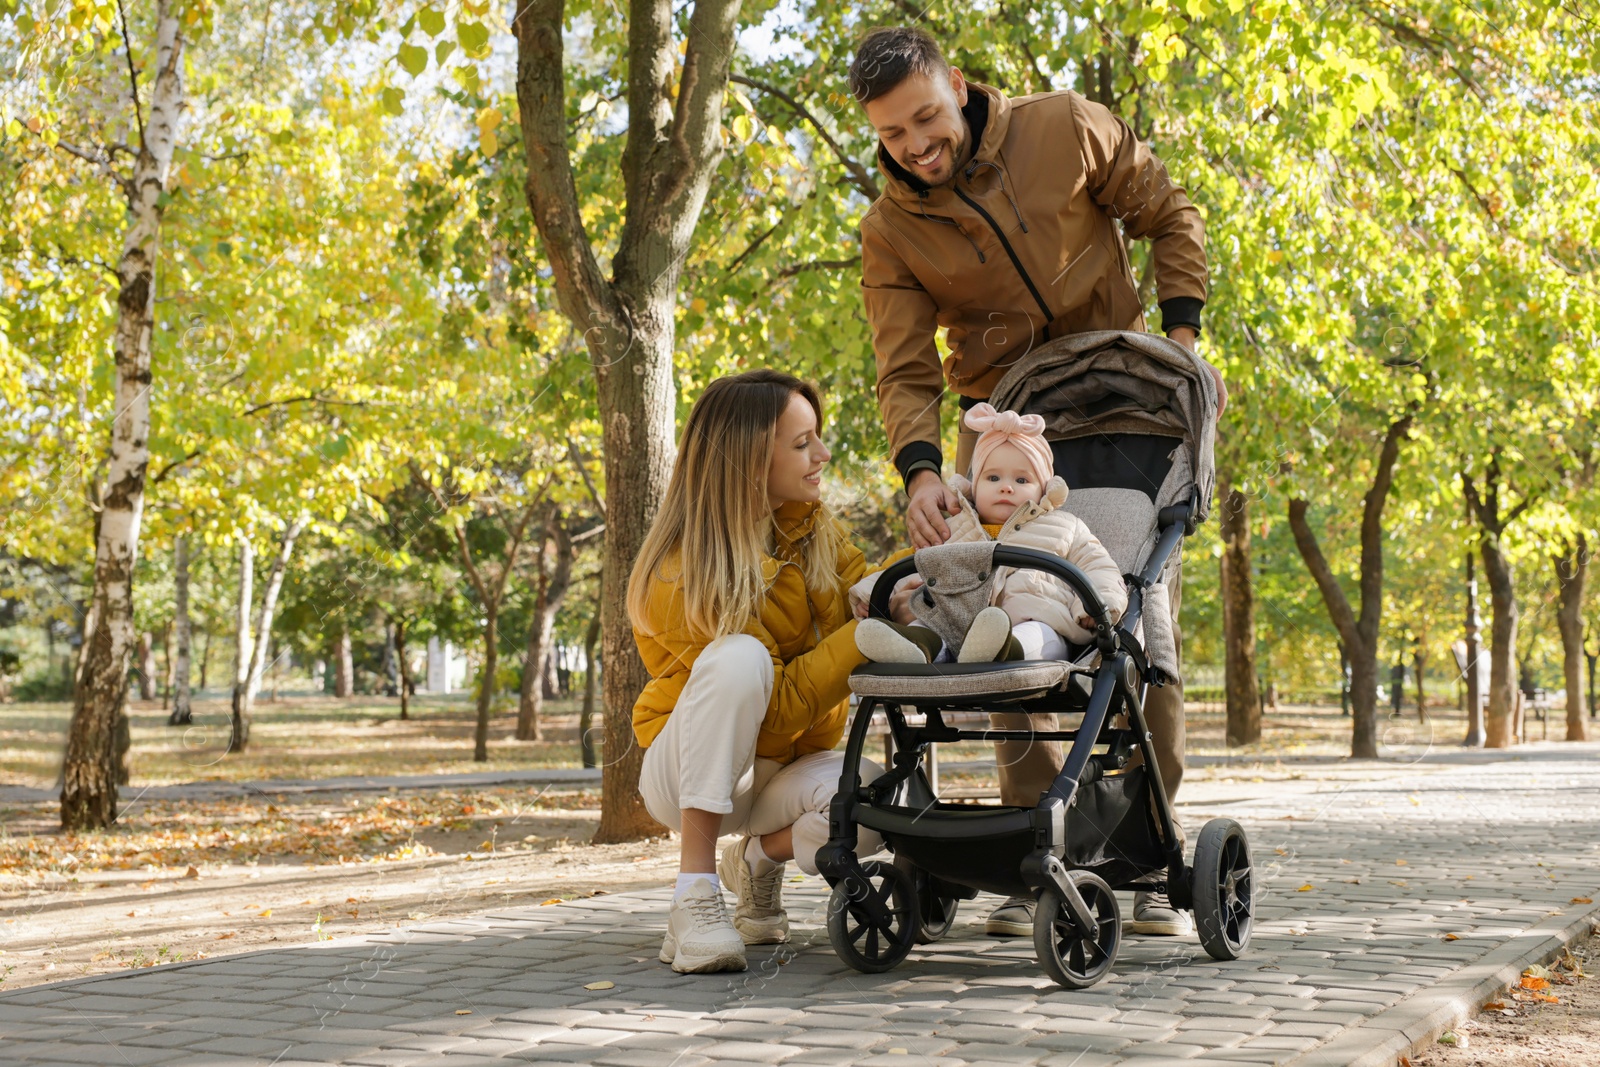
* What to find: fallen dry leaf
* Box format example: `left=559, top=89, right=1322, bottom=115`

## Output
left=1297, top=884, right=1314, bottom=892
left=1483, top=1001, right=1507, bottom=1010
left=583, top=981, right=615, bottom=991
left=540, top=897, right=563, bottom=906
left=1444, top=934, right=1461, bottom=941
left=1571, top=897, right=1593, bottom=904
left=454, top=1009, right=472, bottom=1015
left=257, top=909, right=272, bottom=919
left=184, top=866, right=199, bottom=879
left=1519, top=975, right=1550, bottom=991
left=1395, top=859, right=1408, bottom=866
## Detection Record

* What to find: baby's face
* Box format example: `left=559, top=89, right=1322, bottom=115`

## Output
left=973, top=442, right=1045, bottom=525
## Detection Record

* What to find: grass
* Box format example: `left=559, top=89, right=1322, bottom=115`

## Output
left=1, top=692, right=590, bottom=788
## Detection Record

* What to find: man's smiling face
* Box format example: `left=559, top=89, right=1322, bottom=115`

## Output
left=863, top=68, right=971, bottom=187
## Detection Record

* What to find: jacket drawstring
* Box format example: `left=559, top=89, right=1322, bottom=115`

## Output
left=918, top=191, right=987, bottom=263
left=964, top=159, right=1029, bottom=233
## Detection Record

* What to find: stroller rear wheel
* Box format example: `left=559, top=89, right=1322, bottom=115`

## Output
left=896, top=858, right=960, bottom=944
left=827, top=860, right=917, bottom=973
left=1192, top=817, right=1253, bottom=960
left=1033, top=871, right=1121, bottom=989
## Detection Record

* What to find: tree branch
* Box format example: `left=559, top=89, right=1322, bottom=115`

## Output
left=566, top=437, right=605, bottom=519
left=150, top=448, right=203, bottom=484
left=512, top=0, right=622, bottom=336
left=240, top=394, right=368, bottom=418
left=1288, top=498, right=1366, bottom=655
left=117, top=0, right=147, bottom=150
left=1356, top=413, right=1412, bottom=645
left=730, top=73, right=881, bottom=201
left=52, top=140, right=135, bottom=202
left=774, top=258, right=857, bottom=279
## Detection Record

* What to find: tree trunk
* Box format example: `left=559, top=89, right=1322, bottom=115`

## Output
left=518, top=570, right=550, bottom=743
left=1463, top=551, right=1486, bottom=746
left=161, top=620, right=174, bottom=709
left=519, top=512, right=575, bottom=742
left=1479, top=534, right=1519, bottom=748
left=135, top=631, right=157, bottom=701
left=333, top=622, right=354, bottom=698
left=475, top=606, right=498, bottom=763
left=1218, top=483, right=1261, bottom=745
left=169, top=534, right=193, bottom=725
left=1555, top=536, right=1588, bottom=742
left=59, top=1, right=186, bottom=832
left=581, top=605, right=601, bottom=769
left=228, top=534, right=255, bottom=753
left=198, top=626, right=211, bottom=692
left=394, top=618, right=411, bottom=721
left=237, top=516, right=305, bottom=749
left=1413, top=637, right=1427, bottom=723
left=515, top=0, right=738, bottom=843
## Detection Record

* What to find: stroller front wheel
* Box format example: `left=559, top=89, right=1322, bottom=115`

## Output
left=827, top=859, right=917, bottom=973
left=1034, top=871, right=1121, bottom=989
left=1192, top=817, right=1254, bottom=960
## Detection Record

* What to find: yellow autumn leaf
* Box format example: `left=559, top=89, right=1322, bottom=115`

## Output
left=1297, top=884, right=1314, bottom=892
left=583, top=980, right=614, bottom=990
left=1571, top=897, right=1592, bottom=904
left=455, top=1009, right=472, bottom=1015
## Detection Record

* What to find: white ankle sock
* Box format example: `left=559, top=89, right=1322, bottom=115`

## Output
left=744, top=836, right=781, bottom=877
left=675, top=873, right=719, bottom=900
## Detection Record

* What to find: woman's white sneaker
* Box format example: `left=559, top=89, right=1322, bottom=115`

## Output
left=660, top=877, right=747, bottom=973
left=718, top=837, right=790, bottom=944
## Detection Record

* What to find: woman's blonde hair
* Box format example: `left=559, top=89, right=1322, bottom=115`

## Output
left=627, top=369, right=846, bottom=642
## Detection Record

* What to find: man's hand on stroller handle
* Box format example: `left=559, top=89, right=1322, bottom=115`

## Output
left=905, top=468, right=956, bottom=549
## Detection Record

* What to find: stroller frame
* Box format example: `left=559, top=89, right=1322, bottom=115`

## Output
left=815, top=494, right=1253, bottom=987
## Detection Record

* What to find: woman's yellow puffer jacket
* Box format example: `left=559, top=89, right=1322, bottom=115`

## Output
left=631, top=500, right=868, bottom=764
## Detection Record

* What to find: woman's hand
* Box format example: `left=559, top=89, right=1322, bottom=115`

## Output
left=888, top=576, right=924, bottom=625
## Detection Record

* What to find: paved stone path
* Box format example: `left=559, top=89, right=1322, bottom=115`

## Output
left=4, top=746, right=1599, bottom=1067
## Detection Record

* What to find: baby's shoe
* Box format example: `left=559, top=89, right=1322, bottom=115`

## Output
left=856, top=619, right=945, bottom=663
left=958, top=607, right=1024, bottom=663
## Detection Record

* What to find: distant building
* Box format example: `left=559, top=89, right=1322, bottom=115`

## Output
left=425, top=637, right=469, bottom=694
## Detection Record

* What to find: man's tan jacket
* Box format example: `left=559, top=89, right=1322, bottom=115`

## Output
left=860, top=82, right=1208, bottom=481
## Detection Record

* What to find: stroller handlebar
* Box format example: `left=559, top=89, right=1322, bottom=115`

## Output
left=866, top=545, right=1119, bottom=646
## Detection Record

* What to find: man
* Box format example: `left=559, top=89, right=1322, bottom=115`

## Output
left=850, top=27, right=1225, bottom=939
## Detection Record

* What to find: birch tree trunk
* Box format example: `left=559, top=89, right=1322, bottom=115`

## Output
left=515, top=0, right=740, bottom=842
left=1556, top=537, right=1589, bottom=742
left=169, top=532, right=192, bottom=725
left=59, top=0, right=185, bottom=832
left=1288, top=415, right=1411, bottom=759
left=228, top=534, right=255, bottom=753
left=1218, top=482, right=1260, bottom=745
left=1462, top=552, right=1486, bottom=746
left=235, top=516, right=306, bottom=750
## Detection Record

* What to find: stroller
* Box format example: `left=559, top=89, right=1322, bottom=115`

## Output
left=816, top=330, right=1253, bottom=989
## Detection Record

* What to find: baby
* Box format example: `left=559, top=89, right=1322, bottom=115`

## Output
left=852, top=404, right=1128, bottom=663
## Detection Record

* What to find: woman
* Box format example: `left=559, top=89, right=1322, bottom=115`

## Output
left=628, top=369, right=888, bottom=974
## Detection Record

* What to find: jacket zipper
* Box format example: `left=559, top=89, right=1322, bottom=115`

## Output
left=952, top=185, right=1055, bottom=337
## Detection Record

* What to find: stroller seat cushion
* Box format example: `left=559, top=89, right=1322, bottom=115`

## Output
left=849, top=659, right=1086, bottom=702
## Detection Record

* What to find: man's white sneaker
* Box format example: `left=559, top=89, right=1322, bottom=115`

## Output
left=718, top=837, right=789, bottom=944
left=659, top=877, right=746, bottom=973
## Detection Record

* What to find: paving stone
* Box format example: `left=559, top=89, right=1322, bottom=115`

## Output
left=6, top=754, right=1600, bottom=1067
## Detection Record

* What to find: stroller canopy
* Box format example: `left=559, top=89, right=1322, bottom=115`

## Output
left=987, top=330, right=1218, bottom=528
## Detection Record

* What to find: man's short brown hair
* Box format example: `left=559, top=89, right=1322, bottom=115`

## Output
left=848, top=27, right=949, bottom=105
